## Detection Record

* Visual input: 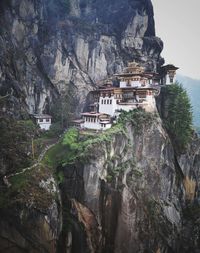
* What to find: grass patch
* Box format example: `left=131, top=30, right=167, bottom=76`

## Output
left=42, top=142, right=67, bottom=168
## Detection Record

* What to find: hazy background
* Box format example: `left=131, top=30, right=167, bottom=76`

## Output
left=152, top=0, right=200, bottom=128
left=152, top=0, right=200, bottom=80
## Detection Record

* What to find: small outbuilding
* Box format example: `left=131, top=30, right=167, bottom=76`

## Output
left=71, top=119, right=85, bottom=129
left=33, top=114, right=52, bottom=130
left=81, top=112, right=112, bottom=130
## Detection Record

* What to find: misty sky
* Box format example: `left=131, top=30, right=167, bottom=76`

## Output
left=152, top=0, right=200, bottom=79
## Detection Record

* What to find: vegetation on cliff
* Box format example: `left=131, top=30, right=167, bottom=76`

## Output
left=43, top=109, right=155, bottom=171
left=162, top=84, right=193, bottom=153
left=0, top=118, right=37, bottom=175
left=43, top=121, right=126, bottom=169
left=0, top=164, right=57, bottom=210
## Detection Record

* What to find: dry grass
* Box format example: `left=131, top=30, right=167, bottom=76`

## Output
left=183, top=176, right=196, bottom=201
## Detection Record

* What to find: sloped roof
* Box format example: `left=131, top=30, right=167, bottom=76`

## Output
left=33, top=114, right=52, bottom=119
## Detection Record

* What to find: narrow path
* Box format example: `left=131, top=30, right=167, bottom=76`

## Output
left=4, top=141, right=59, bottom=187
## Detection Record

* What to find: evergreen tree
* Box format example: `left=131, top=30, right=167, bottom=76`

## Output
left=164, top=83, right=193, bottom=153
left=50, top=83, right=77, bottom=129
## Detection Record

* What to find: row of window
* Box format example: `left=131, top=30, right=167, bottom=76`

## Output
left=121, top=78, right=147, bottom=82
left=101, top=94, right=112, bottom=98
left=115, top=94, right=122, bottom=99
left=101, top=99, right=112, bottom=105
left=39, top=119, right=50, bottom=123
left=85, top=117, right=97, bottom=123
left=84, top=118, right=108, bottom=127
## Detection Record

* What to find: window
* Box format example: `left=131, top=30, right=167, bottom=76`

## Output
left=46, top=119, right=50, bottom=122
left=107, top=99, right=109, bottom=104
left=104, top=100, right=106, bottom=104
left=139, top=95, right=146, bottom=99
left=110, top=100, right=112, bottom=104
left=101, top=99, right=103, bottom=104
left=104, top=124, right=106, bottom=127
left=39, top=119, right=43, bottom=122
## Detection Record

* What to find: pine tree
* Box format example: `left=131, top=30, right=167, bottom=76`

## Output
left=164, top=83, right=193, bottom=153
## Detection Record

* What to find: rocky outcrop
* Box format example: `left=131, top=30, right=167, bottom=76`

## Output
left=59, top=112, right=200, bottom=253
left=0, top=0, right=163, bottom=117
left=0, top=165, right=62, bottom=253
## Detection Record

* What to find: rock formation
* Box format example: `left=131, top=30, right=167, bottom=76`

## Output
left=1, top=1, right=200, bottom=253
left=0, top=0, right=163, bottom=117
left=58, top=111, right=200, bottom=253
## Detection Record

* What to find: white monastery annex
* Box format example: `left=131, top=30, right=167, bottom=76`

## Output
left=33, top=114, right=52, bottom=130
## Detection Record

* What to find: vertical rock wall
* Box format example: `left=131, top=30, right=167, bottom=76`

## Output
left=61, top=115, right=200, bottom=253
left=0, top=0, right=163, bottom=117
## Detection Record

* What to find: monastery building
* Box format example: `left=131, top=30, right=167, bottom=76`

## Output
left=73, top=62, right=178, bottom=131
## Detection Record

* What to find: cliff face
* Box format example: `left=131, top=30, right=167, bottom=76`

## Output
left=0, top=0, right=163, bottom=117
left=1, top=1, right=200, bottom=253
left=60, top=112, right=200, bottom=253
left=1, top=110, right=200, bottom=253
left=0, top=165, right=62, bottom=253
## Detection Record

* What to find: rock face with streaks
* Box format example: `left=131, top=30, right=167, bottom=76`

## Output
left=0, top=0, right=163, bottom=117
left=60, top=112, right=200, bottom=253
left=1, top=1, right=200, bottom=253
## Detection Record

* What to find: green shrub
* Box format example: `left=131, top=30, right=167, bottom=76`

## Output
left=57, top=171, right=65, bottom=184
left=62, top=128, right=79, bottom=148
left=44, top=122, right=63, bottom=138
left=42, top=142, right=66, bottom=168
left=117, top=108, right=155, bottom=133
